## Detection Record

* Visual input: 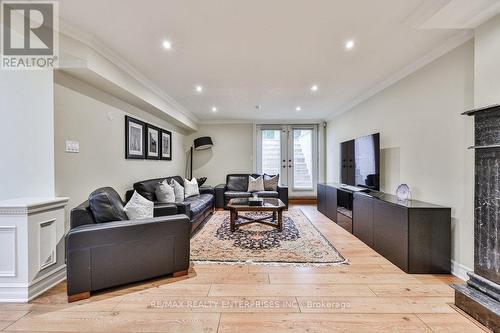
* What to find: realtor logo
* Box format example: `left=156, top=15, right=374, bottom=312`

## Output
left=1, top=1, right=58, bottom=69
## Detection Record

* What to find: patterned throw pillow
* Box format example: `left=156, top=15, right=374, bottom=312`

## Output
left=184, top=178, right=200, bottom=198
left=170, top=179, right=185, bottom=202
left=264, top=174, right=279, bottom=191
left=124, top=191, right=154, bottom=219
left=248, top=175, right=265, bottom=192
left=155, top=180, right=175, bottom=203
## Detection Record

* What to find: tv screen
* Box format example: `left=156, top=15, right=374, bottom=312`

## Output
left=354, top=133, right=380, bottom=190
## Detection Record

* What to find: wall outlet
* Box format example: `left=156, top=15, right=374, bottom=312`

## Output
left=65, top=140, right=79, bottom=153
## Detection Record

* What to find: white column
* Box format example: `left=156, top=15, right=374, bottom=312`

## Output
left=0, top=70, right=55, bottom=200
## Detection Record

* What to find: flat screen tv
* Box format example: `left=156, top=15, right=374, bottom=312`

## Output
left=354, top=133, right=380, bottom=190
left=340, top=133, right=380, bottom=191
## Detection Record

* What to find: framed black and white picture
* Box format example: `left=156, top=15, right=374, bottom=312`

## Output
left=146, top=124, right=161, bottom=160
left=125, top=116, right=145, bottom=159
left=160, top=129, right=172, bottom=161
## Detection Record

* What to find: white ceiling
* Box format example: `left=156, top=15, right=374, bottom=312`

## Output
left=57, top=0, right=494, bottom=122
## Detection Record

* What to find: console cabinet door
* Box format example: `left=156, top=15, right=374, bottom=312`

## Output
left=325, top=186, right=337, bottom=222
left=317, top=184, right=326, bottom=214
left=352, top=193, right=373, bottom=247
left=373, top=201, right=408, bottom=272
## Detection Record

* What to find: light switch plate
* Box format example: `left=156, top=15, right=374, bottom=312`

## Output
left=65, top=140, right=79, bottom=153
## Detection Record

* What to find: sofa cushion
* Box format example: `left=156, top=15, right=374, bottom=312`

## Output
left=124, top=191, right=154, bottom=220
left=248, top=175, right=265, bottom=192
left=227, top=175, right=248, bottom=192
left=264, top=174, right=279, bottom=191
left=225, top=191, right=252, bottom=199
left=134, top=176, right=184, bottom=201
left=88, top=187, right=128, bottom=223
left=155, top=180, right=175, bottom=203
left=170, top=179, right=185, bottom=202
left=254, top=191, right=279, bottom=198
left=184, top=194, right=214, bottom=218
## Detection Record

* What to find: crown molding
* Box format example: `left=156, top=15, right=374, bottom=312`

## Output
left=58, top=19, right=199, bottom=125
left=326, top=30, right=474, bottom=121
left=199, top=119, right=324, bottom=125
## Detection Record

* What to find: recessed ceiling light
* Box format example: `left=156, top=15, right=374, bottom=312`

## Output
left=345, top=40, right=355, bottom=50
left=211, top=106, right=217, bottom=112
left=162, top=40, right=172, bottom=50
left=195, top=85, right=203, bottom=93
left=310, top=85, right=318, bottom=92
left=295, top=106, right=302, bottom=111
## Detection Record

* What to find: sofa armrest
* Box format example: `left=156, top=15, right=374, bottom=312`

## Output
left=214, top=184, right=227, bottom=209
left=174, top=202, right=191, bottom=218
left=66, top=214, right=190, bottom=296
left=153, top=202, right=178, bottom=217
left=199, top=186, right=215, bottom=196
left=278, top=185, right=288, bottom=208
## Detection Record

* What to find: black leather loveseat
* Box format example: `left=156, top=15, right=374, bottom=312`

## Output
left=66, top=187, right=190, bottom=302
left=126, top=176, right=215, bottom=232
left=215, top=174, right=288, bottom=209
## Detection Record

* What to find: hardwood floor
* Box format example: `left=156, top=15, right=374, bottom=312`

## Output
left=0, top=205, right=488, bottom=332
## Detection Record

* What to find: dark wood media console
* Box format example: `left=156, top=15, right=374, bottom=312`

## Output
left=317, top=183, right=451, bottom=274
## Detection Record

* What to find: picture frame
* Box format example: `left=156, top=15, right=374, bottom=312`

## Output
left=145, top=124, right=161, bottom=160
left=125, top=116, right=145, bottom=159
left=160, top=129, right=172, bottom=161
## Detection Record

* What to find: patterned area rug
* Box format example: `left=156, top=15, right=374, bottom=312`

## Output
left=191, top=209, right=346, bottom=266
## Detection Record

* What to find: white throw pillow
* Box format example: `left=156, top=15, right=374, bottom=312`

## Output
left=170, top=179, right=185, bottom=202
left=155, top=180, right=175, bottom=203
left=124, top=191, right=154, bottom=220
left=184, top=178, right=200, bottom=198
left=248, top=175, right=264, bottom=192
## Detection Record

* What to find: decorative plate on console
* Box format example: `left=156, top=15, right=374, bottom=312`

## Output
left=396, top=184, right=411, bottom=201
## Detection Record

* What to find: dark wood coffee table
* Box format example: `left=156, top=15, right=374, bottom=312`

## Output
left=227, top=198, right=286, bottom=232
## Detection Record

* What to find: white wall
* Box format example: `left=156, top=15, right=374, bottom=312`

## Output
left=188, top=124, right=254, bottom=186
left=475, top=14, right=500, bottom=108
left=54, top=75, right=187, bottom=213
left=326, top=41, right=475, bottom=271
left=0, top=71, right=55, bottom=200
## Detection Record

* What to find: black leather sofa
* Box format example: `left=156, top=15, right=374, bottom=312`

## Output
left=126, top=176, right=215, bottom=232
left=215, top=174, right=288, bottom=209
left=66, top=187, right=190, bottom=302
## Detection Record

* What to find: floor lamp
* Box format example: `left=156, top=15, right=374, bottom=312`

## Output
left=190, top=136, right=214, bottom=179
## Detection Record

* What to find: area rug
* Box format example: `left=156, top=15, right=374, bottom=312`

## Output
left=190, top=209, right=347, bottom=266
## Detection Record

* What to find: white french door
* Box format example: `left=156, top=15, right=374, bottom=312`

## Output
left=256, top=125, right=318, bottom=197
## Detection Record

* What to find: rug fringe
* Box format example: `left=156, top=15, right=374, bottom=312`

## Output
left=190, top=258, right=350, bottom=267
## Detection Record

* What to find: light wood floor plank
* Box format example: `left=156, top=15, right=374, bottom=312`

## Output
left=5, top=311, right=221, bottom=332
left=368, top=284, right=455, bottom=297
left=114, top=295, right=300, bottom=313
left=416, top=313, right=487, bottom=332
left=218, top=313, right=430, bottom=332
left=208, top=283, right=376, bottom=297
left=297, top=296, right=455, bottom=314
left=269, top=273, right=422, bottom=285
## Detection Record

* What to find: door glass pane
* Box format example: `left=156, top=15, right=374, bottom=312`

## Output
left=261, top=129, right=281, bottom=177
left=293, top=129, right=313, bottom=189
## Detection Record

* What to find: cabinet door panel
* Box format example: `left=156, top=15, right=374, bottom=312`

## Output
left=353, top=194, right=373, bottom=247
left=317, top=184, right=326, bottom=214
left=325, top=186, right=337, bottom=222
left=373, top=201, right=408, bottom=272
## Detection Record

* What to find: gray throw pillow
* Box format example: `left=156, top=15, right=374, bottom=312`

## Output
left=248, top=175, right=265, bottom=192
left=170, top=179, right=185, bottom=202
left=155, top=180, right=175, bottom=203
left=264, top=174, right=279, bottom=191
left=124, top=191, right=154, bottom=219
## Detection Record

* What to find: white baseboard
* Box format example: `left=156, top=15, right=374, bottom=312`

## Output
left=0, top=265, right=66, bottom=302
left=451, top=260, right=472, bottom=281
